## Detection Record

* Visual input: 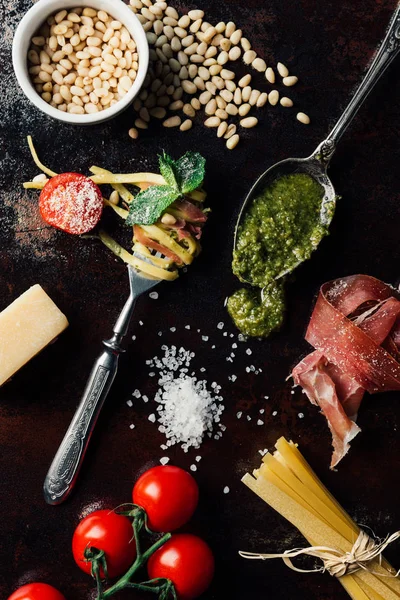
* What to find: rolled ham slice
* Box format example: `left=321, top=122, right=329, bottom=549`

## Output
left=292, top=275, right=400, bottom=468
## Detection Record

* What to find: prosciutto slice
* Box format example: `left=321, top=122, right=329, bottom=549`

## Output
left=292, top=275, right=400, bottom=468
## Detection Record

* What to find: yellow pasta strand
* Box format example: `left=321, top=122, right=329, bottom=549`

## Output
left=27, top=136, right=57, bottom=177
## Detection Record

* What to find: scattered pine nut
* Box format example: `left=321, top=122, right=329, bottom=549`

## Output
left=238, top=74, right=251, bottom=88
left=240, top=116, right=258, bottom=128
left=109, top=190, right=120, bottom=205
left=217, top=121, right=228, bottom=137
left=243, top=50, right=256, bottom=65
left=252, top=57, right=267, bottom=72
left=126, top=0, right=313, bottom=148
left=226, top=134, right=240, bottom=149
left=297, top=112, right=310, bottom=124
left=283, top=75, right=298, bottom=87
left=180, top=118, right=193, bottom=131
left=163, top=115, right=181, bottom=127
left=268, top=90, right=279, bottom=106
left=205, top=116, right=221, bottom=127
left=224, top=123, right=237, bottom=139
left=265, top=67, right=275, bottom=84
left=128, top=127, right=139, bottom=139
left=277, top=62, right=289, bottom=78
left=280, top=97, right=293, bottom=108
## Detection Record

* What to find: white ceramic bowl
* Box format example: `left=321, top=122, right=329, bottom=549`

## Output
left=12, top=0, right=149, bottom=125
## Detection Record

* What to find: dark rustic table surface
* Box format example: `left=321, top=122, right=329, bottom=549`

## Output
left=1, top=0, right=400, bottom=598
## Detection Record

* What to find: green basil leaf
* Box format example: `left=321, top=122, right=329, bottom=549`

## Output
left=126, top=185, right=180, bottom=225
left=173, top=151, right=206, bottom=194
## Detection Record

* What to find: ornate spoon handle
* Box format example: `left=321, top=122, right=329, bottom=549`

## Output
left=43, top=347, right=119, bottom=505
left=316, top=4, right=400, bottom=163
left=329, top=4, right=400, bottom=145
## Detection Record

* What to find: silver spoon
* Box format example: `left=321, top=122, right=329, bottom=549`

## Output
left=43, top=260, right=160, bottom=505
left=234, top=4, right=400, bottom=280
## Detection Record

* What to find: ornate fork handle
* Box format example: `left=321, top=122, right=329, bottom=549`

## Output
left=316, top=4, right=400, bottom=161
left=43, top=347, right=119, bottom=505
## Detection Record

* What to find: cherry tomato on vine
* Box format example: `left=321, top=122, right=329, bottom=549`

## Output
left=148, top=534, right=215, bottom=600
left=39, top=172, right=103, bottom=234
left=132, top=466, right=199, bottom=532
left=72, top=509, right=136, bottom=578
left=8, top=582, right=66, bottom=600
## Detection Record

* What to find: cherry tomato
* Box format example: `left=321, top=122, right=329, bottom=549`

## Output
left=72, top=509, right=136, bottom=578
left=148, top=534, right=214, bottom=600
left=39, top=172, right=103, bottom=234
left=8, top=583, right=66, bottom=600
left=132, top=466, right=199, bottom=532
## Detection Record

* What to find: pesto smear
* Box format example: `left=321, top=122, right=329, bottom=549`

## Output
left=228, top=173, right=327, bottom=337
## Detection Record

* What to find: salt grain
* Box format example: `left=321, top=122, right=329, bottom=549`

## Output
left=298, top=412, right=304, bottom=419
left=196, top=455, right=202, bottom=462
left=223, top=486, right=230, bottom=494
left=129, top=423, right=135, bottom=429
left=272, top=410, right=278, bottom=416
left=202, top=335, right=209, bottom=341
left=133, top=389, right=141, bottom=398
left=257, top=419, right=264, bottom=426
left=190, top=464, right=197, bottom=471
left=246, top=348, right=252, bottom=355
left=148, top=413, right=156, bottom=422
left=217, top=322, right=224, bottom=329
left=170, top=327, right=176, bottom=332
left=149, top=291, right=159, bottom=299
left=142, top=395, right=149, bottom=403
left=236, top=411, right=242, bottom=418
left=126, top=399, right=133, bottom=407
left=160, top=456, right=170, bottom=465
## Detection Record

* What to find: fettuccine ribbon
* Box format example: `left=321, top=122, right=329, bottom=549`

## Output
left=240, top=530, right=400, bottom=578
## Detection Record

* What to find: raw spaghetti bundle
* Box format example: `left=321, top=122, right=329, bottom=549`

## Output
left=241, top=438, right=400, bottom=600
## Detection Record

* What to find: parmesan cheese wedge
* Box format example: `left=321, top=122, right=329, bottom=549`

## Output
left=0, top=284, right=68, bottom=386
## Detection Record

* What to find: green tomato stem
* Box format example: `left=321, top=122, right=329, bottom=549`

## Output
left=101, top=533, right=171, bottom=599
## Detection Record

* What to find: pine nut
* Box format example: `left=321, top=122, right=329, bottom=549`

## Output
left=280, top=97, right=293, bottom=107
left=209, top=64, right=222, bottom=76
left=205, top=98, right=217, bottom=115
left=297, top=112, right=310, bottom=124
left=243, top=50, right=256, bottom=65
left=182, top=80, right=197, bottom=94
left=268, top=90, right=279, bottom=105
left=226, top=134, right=239, bottom=149
left=217, top=121, right=228, bottom=137
left=203, top=26, right=217, bottom=43
left=225, top=21, right=236, bottom=37
left=180, top=119, right=193, bottom=131
left=277, top=62, right=289, bottom=78
left=183, top=103, right=196, bottom=117
left=229, top=46, right=241, bottom=61
left=257, top=92, right=268, bottom=107
left=224, top=123, right=237, bottom=139
left=149, top=107, right=166, bottom=118
left=283, top=76, right=298, bottom=86
left=163, top=115, right=181, bottom=127
left=226, top=103, right=238, bottom=116
left=230, top=29, right=242, bottom=45
left=215, top=108, right=228, bottom=119
left=169, top=100, right=183, bottom=110
left=129, top=127, right=139, bottom=139
left=252, top=57, right=266, bottom=72
left=234, top=88, right=242, bottom=105
left=249, top=89, right=260, bottom=106
left=204, top=116, right=220, bottom=127
left=188, top=10, right=204, bottom=20
left=265, top=67, right=275, bottom=84
left=220, top=68, right=235, bottom=80
left=241, top=37, right=251, bottom=51
left=135, top=117, right=148, bottom=129
left=191, top=97, right=201, bottom=110
left=242, top=86, right=251, bottom=102
left=240, top=116, right=258, bottom=128
left=215, top=21, right=226, bottom=33
left=238, top=74, right=251, bottom=88
left=190, top=19, right=202, bottom=34
left=225, top=79, right=236, bottom=92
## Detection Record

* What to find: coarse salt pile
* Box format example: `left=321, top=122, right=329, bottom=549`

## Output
left=147, top=345, right=225, bottom=451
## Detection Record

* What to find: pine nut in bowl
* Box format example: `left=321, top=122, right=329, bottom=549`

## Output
left=12, top=0, right=149, bottom=124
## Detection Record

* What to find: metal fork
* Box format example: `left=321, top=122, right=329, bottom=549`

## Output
left=43, top=261, right=161, bottom=505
